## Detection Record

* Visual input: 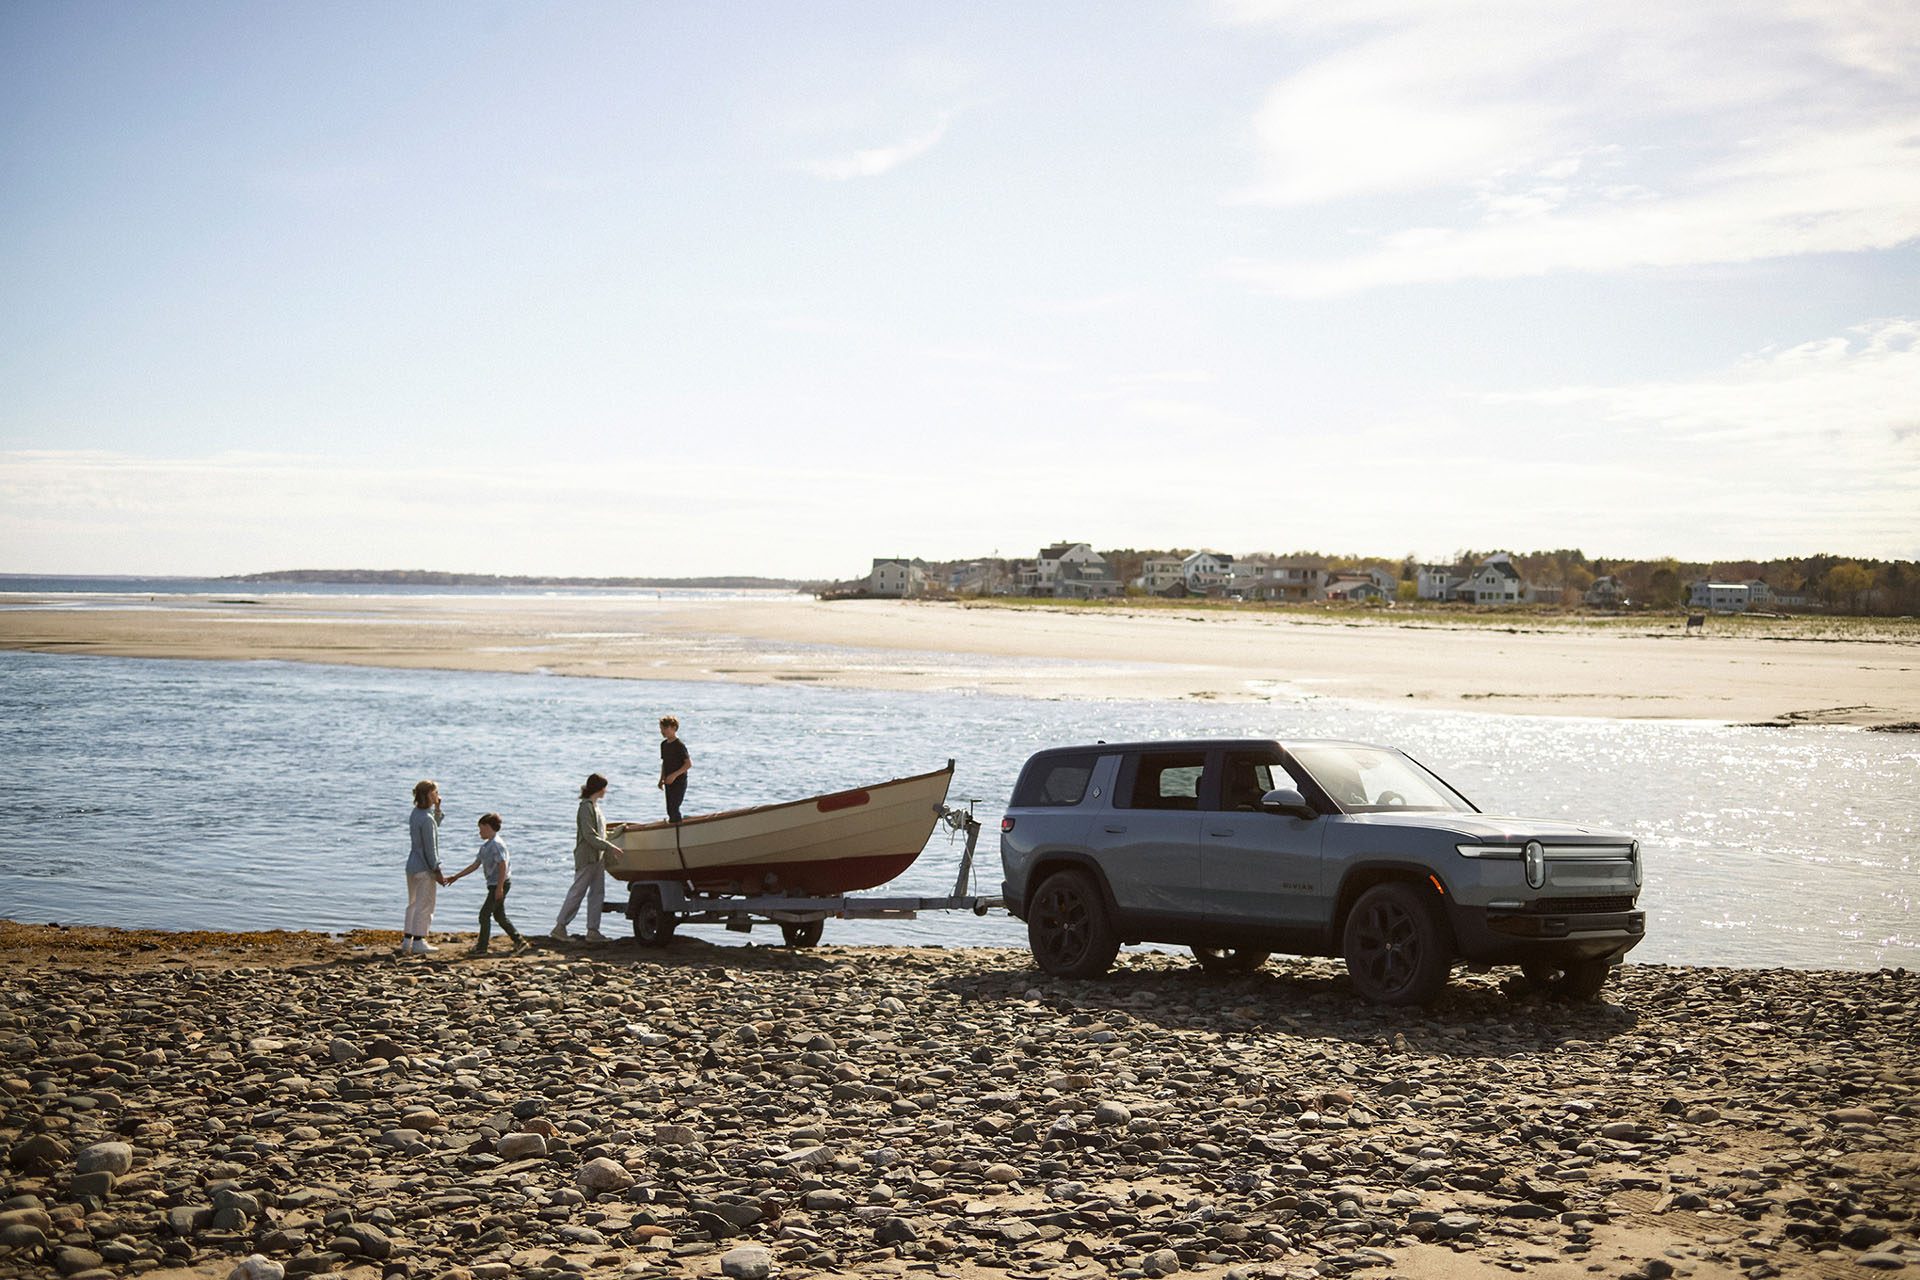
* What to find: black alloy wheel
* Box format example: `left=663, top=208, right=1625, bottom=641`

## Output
left=630, top=886, right=677, bottom=947
left=1519, top=956, right=1613, bottom=1000
left=1028, top=869, right=1119, bottom=979
left=780, top=919, right=825, bottom=948
left=1341, top=882, right=1452, bottom=1005
left=1191, top=946, right=1270, bottom=974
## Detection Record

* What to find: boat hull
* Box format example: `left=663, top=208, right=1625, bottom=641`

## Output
left=607, top=764, right=953, bottom=896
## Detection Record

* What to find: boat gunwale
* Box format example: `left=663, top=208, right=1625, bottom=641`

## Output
left=613, top=762, right=955, bottom=838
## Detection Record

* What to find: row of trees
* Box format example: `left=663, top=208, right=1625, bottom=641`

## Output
left=938, top=549, right=1919, bottom=615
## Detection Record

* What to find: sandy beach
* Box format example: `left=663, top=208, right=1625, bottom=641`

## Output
left=1, top=593, right=1916, bottom=727
left=0, top=923, right=1914, bottom=1280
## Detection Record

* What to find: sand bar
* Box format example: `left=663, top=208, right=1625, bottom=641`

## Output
left=2, top=592, right=1916, bottom=726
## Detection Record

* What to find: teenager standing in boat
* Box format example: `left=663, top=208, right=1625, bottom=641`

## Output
left=552, top=773, right=620, bottom=942
left=659, top=716, right=691, bottom=822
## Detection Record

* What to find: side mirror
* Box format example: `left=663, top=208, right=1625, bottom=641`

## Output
left=1259, top=787, right=1315, bottom=818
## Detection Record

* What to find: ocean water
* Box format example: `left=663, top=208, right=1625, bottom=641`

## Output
left=0, top=651, right=1912, bottom=969
left=0, top=576, right=788, bottom=606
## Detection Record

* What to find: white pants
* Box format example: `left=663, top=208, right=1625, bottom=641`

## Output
left=404, top=871, right=438, bottom=937
left=554, top=856, right=604, bottom=933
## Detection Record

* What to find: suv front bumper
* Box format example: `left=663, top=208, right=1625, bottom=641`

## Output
left=1448, top=902, right=1646, bottom=965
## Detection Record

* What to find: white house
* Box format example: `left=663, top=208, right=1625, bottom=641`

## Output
left=868, top=558, right=924, bottom=598
left=1457, top=555, right=1527, bottom=604
left=1181, top=550, right=1234, bottom=594
left=1689, top=581, right=1757, bottom=612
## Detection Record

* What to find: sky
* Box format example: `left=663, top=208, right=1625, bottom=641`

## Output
left=2, top=0, right=1916, bottom=578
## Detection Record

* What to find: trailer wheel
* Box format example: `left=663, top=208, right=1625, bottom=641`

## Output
left=631, top=886, right=677, bottom=947
left=780, top=920, right=824, bottom=948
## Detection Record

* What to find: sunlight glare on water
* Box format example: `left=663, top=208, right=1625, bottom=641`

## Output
left=0, top=652, right=1912, bottom=969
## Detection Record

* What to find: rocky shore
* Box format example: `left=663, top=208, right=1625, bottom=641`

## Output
left=1, top=925, right=1914, bottom=1280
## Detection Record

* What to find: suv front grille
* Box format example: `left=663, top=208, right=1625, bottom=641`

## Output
left=1527, top=895, right=1636, bottom=915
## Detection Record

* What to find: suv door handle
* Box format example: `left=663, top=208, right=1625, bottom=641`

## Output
left=1103, top=824, right=1127, bottom=834
left=1207, top=827, right=1234, bottom=837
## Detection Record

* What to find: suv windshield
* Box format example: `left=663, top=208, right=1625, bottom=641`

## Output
left=1290, top=745, right=1473, bottom=813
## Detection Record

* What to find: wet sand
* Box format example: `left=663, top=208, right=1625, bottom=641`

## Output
left=1, top=593, right=1915, bottom=726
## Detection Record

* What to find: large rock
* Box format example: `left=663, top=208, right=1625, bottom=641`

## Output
left=576, top=1157, right=633, bottom=1192
left=230, top=1256, right=287, bottom=1280
left=74, top=1142, right=134, bottom=1176
left=494, top=1132, right=546, bottom=1160
left=719, top=1245, right=772, bottom=1280
left=9, top=1134, right=69, bottom=1173
left=331, top=1222, right=391, bottom=1259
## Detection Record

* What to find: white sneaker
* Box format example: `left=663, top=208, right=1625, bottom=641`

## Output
left=398, top=939, right=414, bottom=957
left=550, top=927, right=570, bottom=941
left=415, top=939, right=437, bottom=955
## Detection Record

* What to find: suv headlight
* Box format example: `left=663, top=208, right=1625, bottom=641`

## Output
left=1454, top=843, right=1522, bottom=859
left=1523, top=840, right=1546, bottom=889
left=1631, top=839, right=1642, bottom=889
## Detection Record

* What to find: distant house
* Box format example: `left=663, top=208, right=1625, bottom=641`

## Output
left=1139, top=556, right=1185, bottom=595
left=1235, top=560, right=1328, bottom=602
left=868, top=558, right=924, bottom=598
left=1025, top=542, right=1119, bottom=598
left=1417, top=564, right=1462, bottom=601
left=1457, top=555, right=1527, bottom=604
left=1689, top=580, right=1759, bottom=612
left=1585, top=575, right=1626, bottom=607
left=948, top=561, right=1003, bottom=596
left=1323, top=573, right=1389, bottom=603
left=1181, top=550, right=1234, bottom=595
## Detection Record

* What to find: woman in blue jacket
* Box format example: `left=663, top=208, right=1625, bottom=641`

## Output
left=403, top=779, right=448, bottom=955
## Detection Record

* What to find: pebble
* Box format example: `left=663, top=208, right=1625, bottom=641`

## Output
left=0, top=939, right=1912, bottom=1280
left=229, top=1256, right=286, bottom=1280
left=719, top=1245, right=772, bottom=1279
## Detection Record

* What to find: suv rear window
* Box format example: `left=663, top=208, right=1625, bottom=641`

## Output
left=1122, top=751, right=1207, bottom=810
left=1013, top=753, right=1099, bottom=807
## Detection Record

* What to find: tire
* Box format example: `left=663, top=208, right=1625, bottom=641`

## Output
left=1191, top=946, right=1269, bottom=974
left=1027, top=870, right=1119, bottom=978
left=1519, top=956, right=1613, bottom=1001
left=780, top=919, right=824, bottom=948
left=1341, top=882, right=1452, bottom=1005
left=631, top=886, right=677, bottom=947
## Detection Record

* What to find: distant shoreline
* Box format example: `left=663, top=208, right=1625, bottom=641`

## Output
left=220, top=569, right=815, bottom=590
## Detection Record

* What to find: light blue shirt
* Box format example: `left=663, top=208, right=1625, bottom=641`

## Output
left=406, top=807, right=442, bottom=875
left=477, top=836, right=509, bottom=886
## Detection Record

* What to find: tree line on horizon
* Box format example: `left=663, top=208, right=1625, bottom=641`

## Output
left=930, top=548, right=1919, bottom=615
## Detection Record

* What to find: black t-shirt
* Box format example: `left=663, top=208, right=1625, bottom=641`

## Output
left=660, top=738, right=689, bottom=779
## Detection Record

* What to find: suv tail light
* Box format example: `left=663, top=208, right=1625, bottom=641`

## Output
left=1001, top=817, right=1016, bottom=832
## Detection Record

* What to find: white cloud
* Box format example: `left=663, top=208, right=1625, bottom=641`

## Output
left=1226, top=0, right=1920, bottom=290
left=1467, top=318, right=1920, bottom=556
left=800, top=113, right=953, bottom=180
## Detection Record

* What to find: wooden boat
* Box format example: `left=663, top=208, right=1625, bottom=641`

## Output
left=606, top=762, right=955, bottom=896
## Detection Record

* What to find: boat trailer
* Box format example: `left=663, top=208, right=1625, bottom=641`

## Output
left=620, top=801, right=1002, bottom=947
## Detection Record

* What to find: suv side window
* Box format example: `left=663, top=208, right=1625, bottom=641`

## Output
left=1217, top=750, right=1280, bottom=811
left=1013, top=753, right=1099, bottom=807
left=1121, top=751, right=1208, bottom=810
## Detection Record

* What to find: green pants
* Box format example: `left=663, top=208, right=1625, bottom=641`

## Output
left=478, top=880, right=521, bottom=947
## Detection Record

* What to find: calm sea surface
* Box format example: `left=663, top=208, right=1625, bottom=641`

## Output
left=0, top=651, right=1912, bottom=969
